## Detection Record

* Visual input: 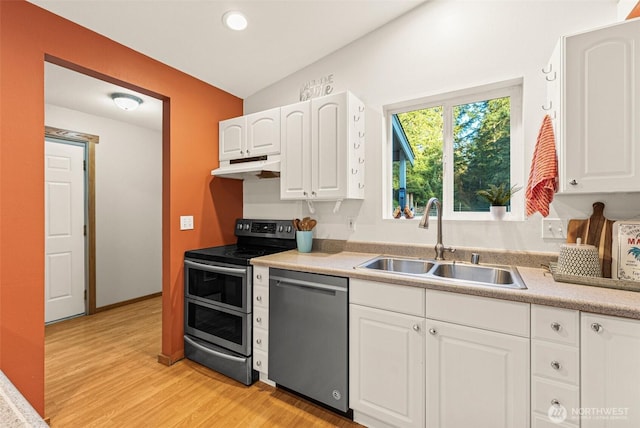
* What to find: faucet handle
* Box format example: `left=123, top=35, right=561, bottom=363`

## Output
left=445, top=247, right=456, bottom=254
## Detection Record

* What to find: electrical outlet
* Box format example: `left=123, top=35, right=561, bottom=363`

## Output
left=347, top=217, right=356, bottom=232
left=541, top=218, right=566, bottom=239
left=180, top=215, right=194, bottom=231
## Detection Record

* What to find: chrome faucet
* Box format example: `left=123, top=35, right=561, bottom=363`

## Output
left=418, top=197, right=455, bottom=260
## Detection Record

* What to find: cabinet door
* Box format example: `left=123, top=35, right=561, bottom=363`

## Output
left=350, top=304, right=425, bottom=428
left=581, top=313, right=640, bottom=428
left=311, top=93, right=347, bottom=199
left=280, top=101, right=311, bottom=199
left=426, top=319, right=530, bottom=428
left=246, top=107, right=280, bottom=157
left=561, top=19, right=640, bottom=193
left=219, top=116, right=245, bottom=161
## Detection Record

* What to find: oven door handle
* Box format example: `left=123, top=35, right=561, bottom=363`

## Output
left=184, top=336, right=246, bottom=363
left=184, top=260, right=247, bottom=275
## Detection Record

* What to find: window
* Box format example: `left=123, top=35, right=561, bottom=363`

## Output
left=386, top=80, right=523, bottom=220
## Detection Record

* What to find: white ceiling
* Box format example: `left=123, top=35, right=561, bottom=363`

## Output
left=31, top=0, right=425, bottom=99
left=36, top=0, right=424, bottom=131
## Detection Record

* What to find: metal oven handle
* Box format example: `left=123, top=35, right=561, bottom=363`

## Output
left=184, top=335, right=246, bottom=363
left=185, top=260, right=247, bottom=275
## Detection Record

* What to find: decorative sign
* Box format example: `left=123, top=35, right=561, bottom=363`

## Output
left=300, top=74, right=334, bottom=101
left=613, top=220, right=640, bottom=281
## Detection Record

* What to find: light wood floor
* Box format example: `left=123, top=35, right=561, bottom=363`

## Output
left=45, top=296, right=361, bottom=427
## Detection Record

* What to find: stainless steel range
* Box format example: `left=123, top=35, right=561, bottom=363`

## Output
left=183, top=218, right=296, bottom=385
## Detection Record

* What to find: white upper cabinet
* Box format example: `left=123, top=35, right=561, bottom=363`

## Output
left=547, top=18, right=640, bottom=193
left=219, top=107, right=280, bottom=161
left=280, top=91, right=365, bottom=201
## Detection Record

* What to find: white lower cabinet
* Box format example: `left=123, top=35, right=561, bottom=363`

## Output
left=350, top=279, right=425, bottom=428
left=425, top=289, right=530, bottom=428
left=531, top=305, right=580, bottom=427
left=252, top=266, right=271, bottom=384
left=425, top=319, right=529, bottom=428
left=349, top=281, right=529, bottom=428
left=581, top=313, right=640, bottom=428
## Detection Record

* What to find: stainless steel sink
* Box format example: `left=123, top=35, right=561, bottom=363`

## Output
left=431, top=263, right=525, bottom=288
left=356, top=256, right=526, bottom=289
left=359, top=257, right=435, bottom=275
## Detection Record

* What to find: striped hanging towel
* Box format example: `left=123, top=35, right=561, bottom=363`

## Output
left=526, top=114, right=558, bottom=217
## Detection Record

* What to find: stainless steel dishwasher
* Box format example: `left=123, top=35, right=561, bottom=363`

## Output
left=269, top=268, right=349, bottom=413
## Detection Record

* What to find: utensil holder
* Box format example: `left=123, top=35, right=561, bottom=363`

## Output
left=296, top=231, right=313, bottom=253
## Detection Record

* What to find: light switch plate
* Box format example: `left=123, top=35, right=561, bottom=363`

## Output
left=180, top=215, right=194, bottom=231
left=541, top=218, right=566, bottom=239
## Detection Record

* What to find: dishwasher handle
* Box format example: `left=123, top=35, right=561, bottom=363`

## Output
left=271, top=276, right=346, bottom=293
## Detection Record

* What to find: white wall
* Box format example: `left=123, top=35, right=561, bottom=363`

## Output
left=45, top=104, right=162, bottom=307
left=243, top=0, right=640, bottom=254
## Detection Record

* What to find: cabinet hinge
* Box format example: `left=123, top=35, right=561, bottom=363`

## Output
left=83, top=160, right=86, bottom=171
left=84, top=225, right=87, bottom=236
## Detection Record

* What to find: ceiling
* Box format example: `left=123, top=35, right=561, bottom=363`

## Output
left=31, top=0, right=425, bottom=99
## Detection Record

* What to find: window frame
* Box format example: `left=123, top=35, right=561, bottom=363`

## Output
left=384, top=79, right=524, bottom=222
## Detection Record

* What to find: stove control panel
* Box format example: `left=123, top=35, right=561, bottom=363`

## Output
left=235, top=219, right=296, bottom=240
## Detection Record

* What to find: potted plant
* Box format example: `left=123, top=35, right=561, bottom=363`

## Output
left=477, top=183, right=521, bottom=219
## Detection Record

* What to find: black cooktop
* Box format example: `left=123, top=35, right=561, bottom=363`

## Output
left=184, top=219, right=297, bottom=266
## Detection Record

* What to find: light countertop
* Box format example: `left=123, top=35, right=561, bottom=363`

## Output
left=0, top=372, right=48, bottom=428
left=252, top=250, right=640, bottom=320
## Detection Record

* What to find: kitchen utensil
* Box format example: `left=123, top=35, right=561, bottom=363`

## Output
left=292, top=219, right=300, bottom=231
left=307, top=219, right=317, bottom=230
left=557, top=238, right=602, bottom=277
left=566, top=202, right=614, bottom=277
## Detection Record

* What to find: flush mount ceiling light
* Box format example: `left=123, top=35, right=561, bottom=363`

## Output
left=222, top=10, right=248, bottom=31
left=111, top=93, right=143, bottom=111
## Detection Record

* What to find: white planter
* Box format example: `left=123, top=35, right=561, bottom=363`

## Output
left=490, top=205, right=507, bottom=220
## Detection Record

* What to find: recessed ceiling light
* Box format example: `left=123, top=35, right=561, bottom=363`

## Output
left=223, top=11, right=248, bottom=31
left=111, top=93, right=143, bottom=111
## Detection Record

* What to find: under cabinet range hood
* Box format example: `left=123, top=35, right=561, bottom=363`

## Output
left=211, top=155, right=280, bottom=180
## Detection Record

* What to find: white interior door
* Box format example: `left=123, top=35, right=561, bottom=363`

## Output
left=45, top=140, right=86, bottom=323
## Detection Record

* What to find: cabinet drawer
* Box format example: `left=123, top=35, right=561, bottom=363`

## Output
left=532, top=305, right=579, bottom=346
left=253, top=307, right=268, bottom=330
left=253, top=284, right=269, bottom=309
left=532, top=340, right=579, bottom=385
left=253, top=349, right=268, bottom=373
left=425, top=289, right=530, bottom=337
left=350, top=278, right=425, bottom=316
left=253, top=328, right=268, bottom=352
left=254, top=266, right=269, bottom=287
left=532, top=377, right=579, bottom=425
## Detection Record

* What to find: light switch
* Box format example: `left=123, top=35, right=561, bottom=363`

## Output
left=180, top=215, right=194, bottom=230
left=541, top=218, right=566, bottom=239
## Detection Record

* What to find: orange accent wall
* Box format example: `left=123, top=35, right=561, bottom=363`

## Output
left=628, top=1, right=640, bottom=19
left=0, top=0, right=243, bottom=416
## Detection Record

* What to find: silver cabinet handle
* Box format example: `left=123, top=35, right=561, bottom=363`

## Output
left=412, top=324, right=420, bottom=332
left=591, top=323, right=603, bottom=333
left=569, top=179, right=578, bottom=186
left=551, top=322, right=562, bottom=332
left=256, top=295, right=262, bottom=302
left=429, top=328, right=437, bottom=335
left=246, top=149, right=250, bottom=155
left=551, top=361, right=561, bottom=370
left=256, top=273, right=262, bottom=280
left=256, top=338, right=262, bottom=345
left=256, top=317, right=262, bottom=323
left=551, top=399, right=561, bottom=407
left=256, top=360, right=262, bottom=367
left=240, top=150, right=244, bottom=155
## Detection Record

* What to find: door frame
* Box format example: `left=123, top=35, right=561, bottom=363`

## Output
left=45, top=126, right=99, bottom=315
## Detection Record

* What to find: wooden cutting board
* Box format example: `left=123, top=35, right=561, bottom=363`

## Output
left=566, top=202, right=615, bottom=278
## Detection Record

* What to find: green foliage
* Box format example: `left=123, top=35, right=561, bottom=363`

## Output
left=392, top=96, right=512, bottom=213
left=476, top=183, right=522, bottom=206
